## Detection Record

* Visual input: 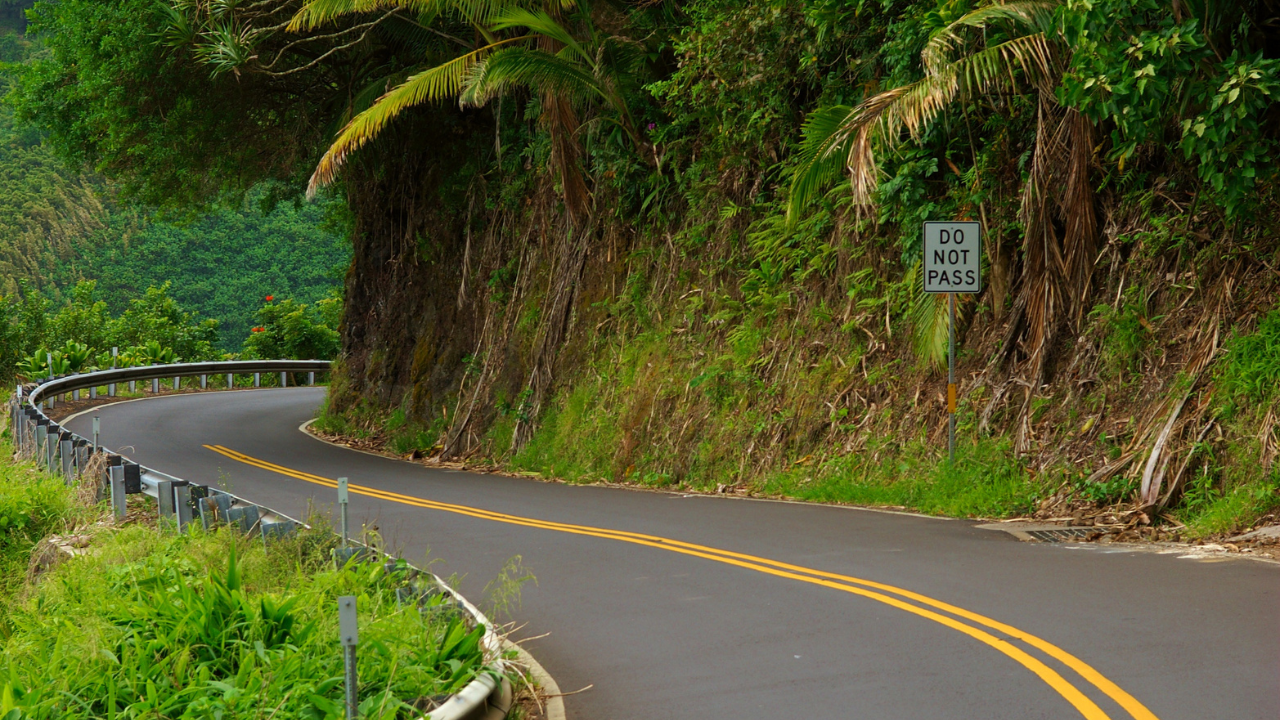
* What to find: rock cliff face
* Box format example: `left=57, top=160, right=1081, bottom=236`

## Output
left=330, top=116, right=485, bottom=419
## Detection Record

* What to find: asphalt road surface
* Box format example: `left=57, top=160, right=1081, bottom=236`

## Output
left=69, top=388, right=1280, bottom=720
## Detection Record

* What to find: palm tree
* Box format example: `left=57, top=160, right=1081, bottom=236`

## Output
left=293, top=0, right=649, bottom=226
left=788, top=0, right=1098, bottom=427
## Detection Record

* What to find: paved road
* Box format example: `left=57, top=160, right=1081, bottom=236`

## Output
left=70, top=388, right=1279, bottom=720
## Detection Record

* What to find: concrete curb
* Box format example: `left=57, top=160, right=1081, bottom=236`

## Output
left=502, top=637, right=567, bottom=720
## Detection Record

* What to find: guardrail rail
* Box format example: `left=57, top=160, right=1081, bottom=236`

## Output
left=8, top=360, right=513, bottom=720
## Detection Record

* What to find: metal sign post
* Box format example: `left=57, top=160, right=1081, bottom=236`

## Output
left=923, top=221, right=982, bottom=467
left=338, top=595, right=359, bottom=720
left=92, top=416, right=100, bottom=452
left=338, top=477, right=350, bottom=547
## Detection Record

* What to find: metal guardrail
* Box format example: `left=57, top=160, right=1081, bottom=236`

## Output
left=8, top=360, right=513, bottom=720
left=26, top=359, right=332, bottom=409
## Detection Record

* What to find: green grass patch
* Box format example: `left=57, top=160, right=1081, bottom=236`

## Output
left=762, top=436, right=1043, bottom=518
left=1179, top=476, right=1280, bottom=537
left=1217, top=307, right=1280, bottom=417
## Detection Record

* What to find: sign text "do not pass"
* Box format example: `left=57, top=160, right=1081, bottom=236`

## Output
left=923, top=221, right=982, bottom=294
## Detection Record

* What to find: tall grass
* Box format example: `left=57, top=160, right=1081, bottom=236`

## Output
left=0, top=440, right=90, bottom=606
left=1, top=524, right=488, bottom=719
left=0, top=429, right=489, bottom=720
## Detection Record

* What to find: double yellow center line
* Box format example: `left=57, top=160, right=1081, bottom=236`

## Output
left=204, top=444, right=1157, bottom=720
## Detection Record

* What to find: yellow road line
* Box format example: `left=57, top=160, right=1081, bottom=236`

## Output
left=205, top=444, right=1159, bottom=720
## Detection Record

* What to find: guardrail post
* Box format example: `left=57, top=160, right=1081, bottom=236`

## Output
left=60, top=435, right=74, bottom=484
left=74, top=439, right=88, bottom=480
left=280, top=371, right=287, bottom=388
left=157, top=478, right=175, bottom=522
left=338, top=477, right=350, bottom=547
left=173, top=375, right=180, bottom=391
left=201, top=374, right=207, bottom=389
left=109, top=463, right=126, bottom=521
left=339, top=596, right=359, bottom=720
left=226, top=372, right=234, bottom=388
left=72, top=388, right=79, bottom=401
left=199, top=495, right=216, bottom=531
left=254, top=372, right=260, bottom=388
left=10, top=398, right=19, bottom=453
left=308, top=371, right=315, bottom=386
left=34, top=423, right=47, bottom=462
left=152, top=378, right=159, bottom=394
left=174, top=482, right=193, bottom=532
left=90, top=385, right=97, bottom=399
left=46, top=432, right=57, bottom=475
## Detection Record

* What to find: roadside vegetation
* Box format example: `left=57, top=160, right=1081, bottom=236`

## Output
left=0, top=433, right=499, bottom=719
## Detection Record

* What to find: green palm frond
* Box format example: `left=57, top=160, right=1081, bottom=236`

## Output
left=922, top=0, right=1058, bottom=72
left=490, top=7, right=591, bottom=66
left=912, top=283, right=952, bottom=370
left=288, top=0, right=411, bottom=31
left=787, top=104, right=859, bottom=226
left=909, top=262, right=973, bottom=370
left=460, top=45, right=605, bottom=109
left=788, top=28, right=1055, bottom=223
left=947, top=32, right=1056, bottom=94
left=308, top=36, right=528, bottom=194
left=447, top=0, right=534, bottom=27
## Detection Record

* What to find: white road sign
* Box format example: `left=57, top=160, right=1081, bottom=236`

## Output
left=923, top=221, right=982, bottom=294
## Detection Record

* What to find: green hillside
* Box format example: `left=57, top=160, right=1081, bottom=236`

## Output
left=0, top=17, right=347, bottom=351
left=49, top=199, right=347, bottom=351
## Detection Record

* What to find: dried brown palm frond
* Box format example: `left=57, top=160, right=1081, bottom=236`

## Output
left=1003, top=99, right=1097, bottom=406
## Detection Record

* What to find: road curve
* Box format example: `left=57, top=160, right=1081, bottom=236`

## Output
left=69, top=388, right=1280, bottom=720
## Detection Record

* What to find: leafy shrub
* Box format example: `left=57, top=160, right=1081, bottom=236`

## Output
left=241, top=294, right=340, bottom=361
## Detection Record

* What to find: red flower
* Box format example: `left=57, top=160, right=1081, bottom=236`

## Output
left=252, top=327, right=264, bottom=333
left=265, top=295, right=274, bottom=302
